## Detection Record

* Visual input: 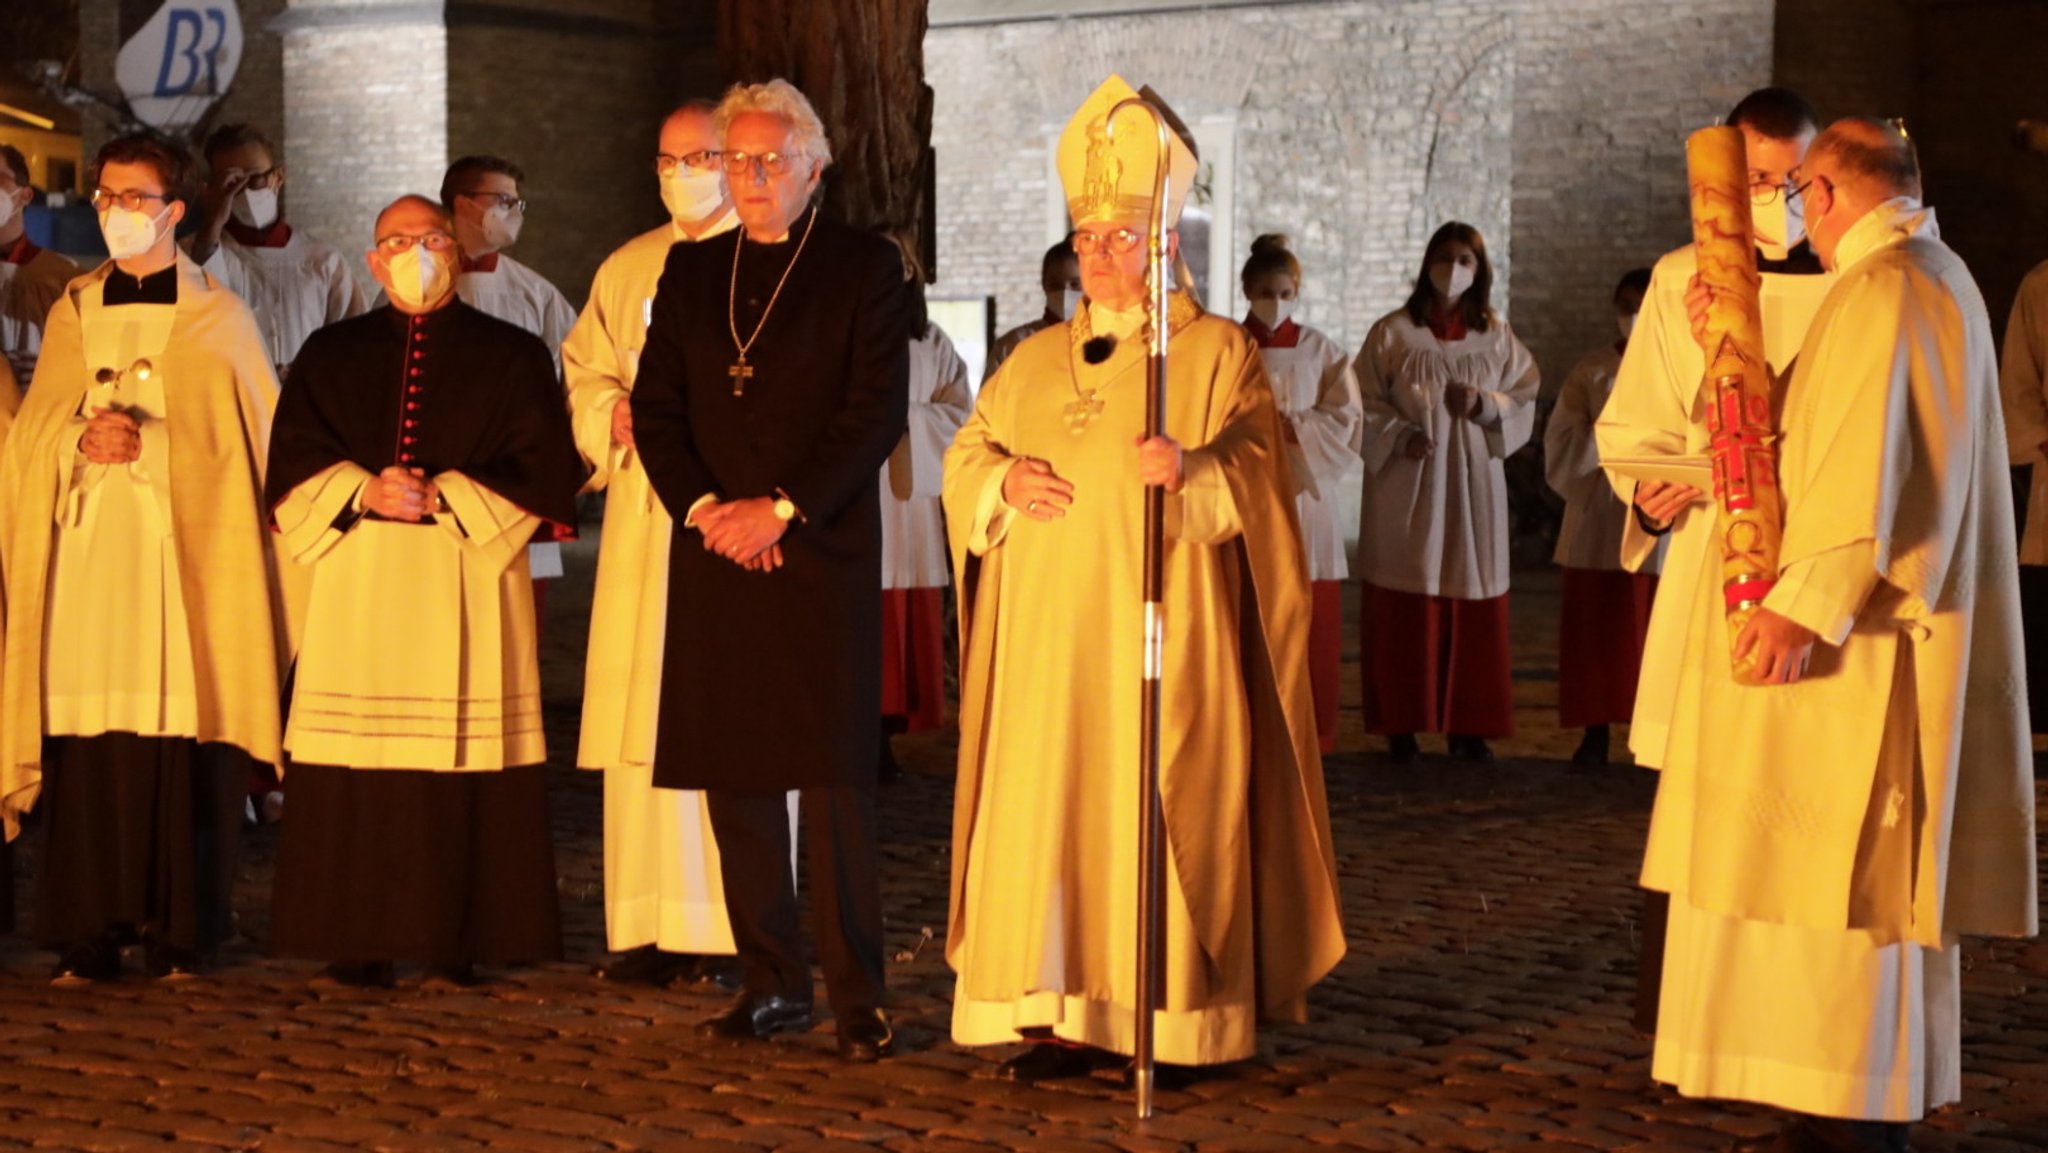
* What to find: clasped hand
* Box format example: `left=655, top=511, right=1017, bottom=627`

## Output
left=1443, top=382, right=1483, bottom=420
left=79, top=407, right=142, bottom=465
left=365, top=466, right=439, bottom=521
left=698, top=497, right=785, bottom=572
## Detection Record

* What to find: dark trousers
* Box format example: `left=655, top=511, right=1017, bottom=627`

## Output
left=706, top=785, right=885, bottom=1016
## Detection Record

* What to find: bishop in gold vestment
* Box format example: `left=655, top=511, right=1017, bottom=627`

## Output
left=942, top=76, right=1344, bottom=1080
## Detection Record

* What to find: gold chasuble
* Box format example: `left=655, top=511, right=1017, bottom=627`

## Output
left=942, top=295, right=1345, bottom=1064
left=0, top=257, right=294, bottom=838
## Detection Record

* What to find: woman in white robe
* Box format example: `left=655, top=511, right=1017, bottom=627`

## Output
left=1354, top=222, right=1537, bottom=764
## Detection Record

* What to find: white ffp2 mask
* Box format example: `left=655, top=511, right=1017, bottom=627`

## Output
left=232, top=186, right=279, bottom=230
left=99, top=203, right=172, bottom=261
left=1430, top=262, right=1475, bottom=302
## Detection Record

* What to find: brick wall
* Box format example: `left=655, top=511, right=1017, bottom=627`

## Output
left=277, top=3, right=449, bottom=269
left=926, top=0, right=1774, bottom=388
left=1778, top=0, right=2048, bottom=342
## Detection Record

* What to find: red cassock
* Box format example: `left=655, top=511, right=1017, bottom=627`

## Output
left=880, top=588, right=948, bottom=732
left=1556, top=568, right=1657, bottom=728
left=1359, top=585, right=1515, bottom=738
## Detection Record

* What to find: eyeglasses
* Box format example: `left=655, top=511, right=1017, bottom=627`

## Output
left=460, top=191, right=526, bottom=214
left=233, top=167, right=280, bottom=188
left=656, top=150, right=721, bottom=176
left=1788, top=174, right=1830, bottom=204
left=90, top=188, right=171, bottom=213
left=374, top=231, right=457, bottom=255
left=720, top=151, right=805, bottom=179
left=1073, top=229, right=1144, bottom=256
left=1747, top=174, right=1801, bottom=206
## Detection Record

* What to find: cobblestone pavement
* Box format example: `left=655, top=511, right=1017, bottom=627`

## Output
left=0, top=540, right=2041, bottom=1152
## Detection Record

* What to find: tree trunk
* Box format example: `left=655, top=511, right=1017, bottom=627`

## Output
left=719, top=0, right=934, bottom=277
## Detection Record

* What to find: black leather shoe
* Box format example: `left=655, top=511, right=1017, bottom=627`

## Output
left=835, top=1007, right=894, bottom=1062
left=1448, top=734, right=1494, bottom=763
left=1386, top=733, right=1420, bottom=764
left=1572, top=725, right=1610, bottom=767
left=49, top=941, right=121, bottom=987
left=996, top=1043, right=1101, bottom=1082
left=698, top=993, right=814, bottom=1041
left=596, top=946, right=694, bottom=986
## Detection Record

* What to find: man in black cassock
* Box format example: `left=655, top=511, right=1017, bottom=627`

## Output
left=631, top=79, right=909, bottom=1062
left=264, top=195, right=585, bottom=988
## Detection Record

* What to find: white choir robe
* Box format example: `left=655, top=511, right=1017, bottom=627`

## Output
left=882, top=323, right=971, bottom=592
left=1355, top=311, right=1538, bottom=601
left=197, top=228, right=367, bottom=371
left=457, top=252, right=577, bottom=581
left=1545, top=344, right=1664, bottom=575
left=1643, top=201, right=2037, bottom=1122
left=0, top=243, right=78, bottom=382
left=1594, top=246, right=1834, bottom=769
left=1998, top=258, right=2048, bottom=562
left=1258, top=324, right=1361, bottom=583
left=563, top=212, right=795, bottom=954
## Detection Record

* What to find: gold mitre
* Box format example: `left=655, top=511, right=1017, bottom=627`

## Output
left=1057, top=75, right=1200, bottom=227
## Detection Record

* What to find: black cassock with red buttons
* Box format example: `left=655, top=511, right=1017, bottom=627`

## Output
left=265, top=300, right=585, bottom=531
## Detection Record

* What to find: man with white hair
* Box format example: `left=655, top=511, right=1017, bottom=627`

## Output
left=1647, top=118, right=2037, bottom=1153
left=631, top=79, right=909, bottom=1062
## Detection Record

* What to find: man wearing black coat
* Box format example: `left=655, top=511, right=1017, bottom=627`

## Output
left=630, top=78, right=909, bottom=1062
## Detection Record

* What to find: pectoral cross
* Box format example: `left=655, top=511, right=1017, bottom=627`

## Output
left=1063, top=389, right=1103, bottom=436
left=729, top=357, right=754, bottom=397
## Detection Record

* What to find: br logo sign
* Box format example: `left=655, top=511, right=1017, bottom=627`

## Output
left=114, top=2, right=246, bottom=132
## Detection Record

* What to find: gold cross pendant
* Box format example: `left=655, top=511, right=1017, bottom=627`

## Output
left=728, top=358, right=754, bottom=397
left=1063, top=390, right=1103, bottom=436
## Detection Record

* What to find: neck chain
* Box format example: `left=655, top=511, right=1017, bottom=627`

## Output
left=725, top=206, right=819, bottom=397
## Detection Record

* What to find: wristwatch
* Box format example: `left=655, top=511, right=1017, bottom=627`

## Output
left=772, top=487, right=801, bottom=523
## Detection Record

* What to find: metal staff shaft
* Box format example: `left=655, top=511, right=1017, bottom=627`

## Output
left=1104, top=96, right=1174, bottom=1121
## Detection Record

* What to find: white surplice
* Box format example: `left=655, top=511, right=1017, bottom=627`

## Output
left=1998, top=258, right=2048, bottom=563
left=1593, top=247, right=1834, bottom=768
left=1544, top=343, right=1663, bottom=574
left=275, top=464, right=544, bottom=771
left=563, top=212, right=794, bottom=953
left=882, top=323, right=970, bottom=591
left=198, top=228, right=367, bottom=370
left=1259, top=324, right=1361, bottom=581
left=1354, top=310, right=1538, bottom=600
left=457, top=253, right=577, bottom=579
left=1642, top=201, right=2037, bottom=1122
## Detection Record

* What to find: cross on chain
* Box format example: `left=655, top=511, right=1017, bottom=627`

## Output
left=729, top=358, right=755, bottom=397
left=1063, top=390, right=1104, bottom=436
